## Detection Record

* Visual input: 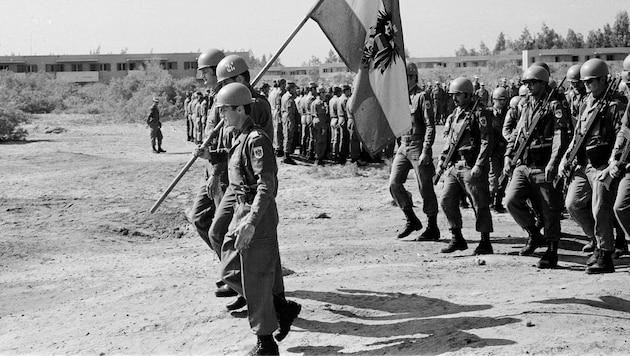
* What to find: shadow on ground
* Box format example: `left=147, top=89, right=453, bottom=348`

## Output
left=286, top=289, right=518, bottom=355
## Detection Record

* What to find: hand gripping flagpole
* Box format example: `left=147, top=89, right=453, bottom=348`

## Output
left=150, top=0, right=325, bottom=214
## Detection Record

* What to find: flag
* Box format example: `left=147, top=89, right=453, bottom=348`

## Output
left=311, top=0, right=410, bottom=154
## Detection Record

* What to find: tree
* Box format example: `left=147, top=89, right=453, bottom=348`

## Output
left=535, top=23, right=563, bottom=49
left=585, top=29, right=604, bottom=48
left=324, top=49, right=341, bottom=63
left=603, top=23, right=615, bottom=47
left=612, top=10, right=630, bottom=47
left=479, top=41, right=490, bottom=56
left=455, top=44, right=469, bottom=57
left=302, top=55, right=321, bottom=67
left=564, top=29, right=584, bottom=48
left=513, top=27, right=535, bottom=50
left=468, top=48, right=478, bottom=56
left=493, top=32, right=507, bottom=54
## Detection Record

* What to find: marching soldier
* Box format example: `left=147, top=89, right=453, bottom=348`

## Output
left=389, top=62, right=440, bottom=241
left=504, top=64, right=569, bottom=269
left=436, top=77, right=494, bottom=254
left=213, top=83, right=301, bottom=355
left=562, top=58, right=627, bottom=274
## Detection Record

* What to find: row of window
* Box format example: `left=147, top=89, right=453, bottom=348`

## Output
left=0, top=61, right=199, bottom=73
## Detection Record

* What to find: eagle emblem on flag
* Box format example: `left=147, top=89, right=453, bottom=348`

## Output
left=361, top=8, right=402, bottom=73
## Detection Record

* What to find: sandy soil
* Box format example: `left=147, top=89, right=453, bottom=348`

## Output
left=1, top=114, right=630, bottom=356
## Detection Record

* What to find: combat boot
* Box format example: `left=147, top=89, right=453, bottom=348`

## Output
left=492, top=193, right=506, bottom=213
left=282, top=153, right=296, bottom=165
left=274, top=300, right=302, bottom=342
left=474, top=232, right=493, bottom=255
left=613, top=232, right=628, bottom=259
left=397, top=209, right=422, bottom=239
left=582, top=237, right=596, bottom=253
left=537, top=241, right=558, bottom=269
left=586, top=248, right=600, bottom=266
left=416, top=215, right=440, bottom=241
left=247, top=335, right=279, bottom=356
left=520, top=225, right=545, bottom=256
left=586, top=250, right=615, bottom=274
left=152, top=144, right=159, bottom=154
left=441, top=228, right=467, bottom=253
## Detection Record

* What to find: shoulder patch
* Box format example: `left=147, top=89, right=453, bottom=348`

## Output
left=479, top=116, right=487, bottom=127
left=554, top=109, right=563, bottom=118
left=253, top=146, right=264, bottom=159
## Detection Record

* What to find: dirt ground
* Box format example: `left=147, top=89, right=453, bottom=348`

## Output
left=1, top=114, right=630, bottom=356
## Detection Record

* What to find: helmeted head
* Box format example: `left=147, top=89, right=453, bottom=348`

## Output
left=518, top=84, right=528, bottom=97
left=406, top=62, right=418, bottom=76
left=531, top=62, right=551, bottom=75
left=580, top=58, right=608, bottom=80
left=448, top=77, right=474, bottom=95
left=566, top=64, right=582, bottom=83
left=216, top=55, right=249, bottom=84
left=492, top=87, right=508, bottom=100
left=522, top=65, right=550, bottom=83
left=622, top=71, right=630, bottom=84
left=623, top=54, right=630, bottom=72
left=509, top=96, right=521, bottom=109
left=215, top=83, right=252, bottom=128
left=197, top=48, right=225, bottom=87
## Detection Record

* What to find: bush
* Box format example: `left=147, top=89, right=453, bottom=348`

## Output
left=0, top=106, right=32, bottom=141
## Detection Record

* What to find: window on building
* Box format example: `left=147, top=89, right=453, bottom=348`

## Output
left=184, top=61, right=197, bottom=70
left=0, top=65, right=9, bottom=70
left=70, top=64, right=83, bottom=71
left=25, top=65, right=37, bottom=73
left=607, top=55, right=614, bottom=61
left=129, top=63, right=137, bottom=70
left=117, top=63, right=127, bottom=71
left=167, top=62, right=177, bottom=70
left=585, top=55, right=590, bottom=61
left=17, top=65, right=26, bottom=73
left=554, top=56, right=559, bottom=62
left=100, top=63, right=111, bottom=71
left=595, top=55, right=600, bottom=59
left=89, top=64, right=97, bottom=71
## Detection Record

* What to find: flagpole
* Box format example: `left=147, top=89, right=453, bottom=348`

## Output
left=149, top=0, right=325, bottom=214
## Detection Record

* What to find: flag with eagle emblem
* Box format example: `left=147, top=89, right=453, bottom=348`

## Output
left=311, top=0, right=410, bottom=154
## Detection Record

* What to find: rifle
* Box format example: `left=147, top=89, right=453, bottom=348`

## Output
left=600, top=106, right=630, bottom=189
left=498, top=77, right=566, bottom=187
left=433, top=97, right=481, bottom=185
left=554, top=77, right=621, bottom=187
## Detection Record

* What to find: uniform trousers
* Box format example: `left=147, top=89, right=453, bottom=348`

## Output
left=312, top=120, right=328, bottom=160
left=505, top=165, right=563, bottom=240
left=272, top=110, right=283, bottom=152
left=348, top=122, right=361, bottom=162
left=614, top=171, right=630, bottom=238
left=330, top=118, right=340, bottom=158
left=566, top=164, right=618, bottom=251
left=282, top=116, right=297, bottom=155
left=489, top=146, right=507, bottom=200
left=389, top=141, right=438, bottom=216
left=440, top=161, right=493, bottom=232
left=301, top=115, right=312, bottom=156
left=150, top=127, right=163, bottom=148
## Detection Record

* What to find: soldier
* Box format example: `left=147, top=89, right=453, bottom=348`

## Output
left=279, top=82, right=299, bottom=165
left=565, top=64, right=587, bottom=133
left=337, top=84, right=352, bottom=164
left=328, top=86, right=341, bottom=162
left=432, top=80, right=446, bottom=125
left=260, top=82, right=270, bottom=98
left=269, top=79, right=286, bottom=157
left=389, top=62, right=440, bottom=241
left=436, top=77, right=494, bottom=254
left=560, top=59, right=626, bottom=274
left=146, top=97, right=165, bottom=153
left=472, top=75, right=481, bottom=92
left=489, top=87, right=509, bottom=213
left=301, top=82, right=318, bottom=160
left=213, top=83, right=301, bottom=355
left=476, top=83, right=490, bottom=107
left=183, top=91, right=193, bottom=142
left=504, top=64, right=569, bottom=269
left=310, top=87, right=329, bottom=165
left=193, top=91, right=204, bottom=144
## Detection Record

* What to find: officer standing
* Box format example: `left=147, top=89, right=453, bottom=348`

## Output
left=504, top=64, right=569, bottom=269
left=146, top=97, right=165, bottom=153
left=328, top=86, right=341, bottom=162
left=337, top=85, right=352, bottom=164
left=389, top=62, right=440, bottom=241
left=213, top=83, right=301, bottom=355
left=489, top=87, right=509, bottom=213
left=432, top=80, right=446, bottom=125
left=436, top=77, right=494, bottom=254
left=560, top=58, right=626, bottom=274
left=280, top=82, right=299, bottom=165
left=310, top=87, right=330, bottom=165
left=184, top=91, right=193, bottom=142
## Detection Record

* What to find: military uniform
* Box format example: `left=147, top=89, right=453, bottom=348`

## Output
left=281, top=89, right=299, bottom=159
left=146, top=101, right=164, bottom=153
left=337, top=89, right=351, bottom=163
left=439, top=101, right=494, bottom=243
left=310, top=93, right=329, bottom=164
left=489, top=104, right=509, bottom=210
left=504, top=90, right=569, bottom=260
left=328, top=91, right=340, bottom=161
left=390, top=84, right=439, bottom=239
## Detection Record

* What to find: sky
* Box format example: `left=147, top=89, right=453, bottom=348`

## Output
left=0, top=0, right=628, bottom=66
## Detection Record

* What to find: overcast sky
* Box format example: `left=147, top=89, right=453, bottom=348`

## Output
left=0, top=0, right=627, bottom=65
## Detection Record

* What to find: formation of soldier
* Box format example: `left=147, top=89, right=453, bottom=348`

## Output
left=179, top=48, right=630, bottom=355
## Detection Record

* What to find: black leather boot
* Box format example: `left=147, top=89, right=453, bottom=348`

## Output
left=416, top=215, right=440, bottom=241
left=273, top=299, right=302, bottom=342
left=613, top=229, right=628, bottom=259
left=247, top=335, right=279, bottom=356
left=582, top=237, right=596, bottom=253
left=537, top=241, right=558, bottom=269
left=474, top=232, right=493, bottom=255
left=586, top=250, right=615, bottom=274
left=397, top=209, right=422, bottom=239
left=441, top=228, right=467, bottom=253
left=520, top=225, right=545, bottom=256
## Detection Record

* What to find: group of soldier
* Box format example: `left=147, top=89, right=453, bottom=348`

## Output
left=393, top=55, right=630, bottom=276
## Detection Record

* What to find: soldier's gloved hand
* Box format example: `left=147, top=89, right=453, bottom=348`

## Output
left=503, top=156, right=513, bottom=176
left=544, top=164, right=556, bottom=183
left=347, top=118, right=355, bottom=131
left=194, top=146, right=211, bottom=160
left=607, top=160, right=621, bottom=178
left=471, top=164, right=482, bottom=178
left=206, top=175, right=220, bottom=198
left=419, top=152, right=431, bottom=165
left=435, top=160, right=445, bottom=177
left=234, top=221, right=256, bottom=252
left=312, top=117, right=320, bottom=126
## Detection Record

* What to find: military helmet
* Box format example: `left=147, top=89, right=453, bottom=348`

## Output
left=548, top=79, right=557, bottom=89
left=197, top=48, right=225, bottom=70
left=518, top=84, right=528, bottom=96
left=406, top=62, right=418, bottom=76
left=623, top=54, right=630, bottom=71
left=580, top=58, right=608, bottom=80
left=448, top=77, right=474, bottom=94
left=216, top=55, right=249, bottom=83
left=522, top=65, right=550, bottom=83
left=492, top=87, right=508, bottom=100
left=566, top=64, right=582, bottom=82
left=531, top=62, right=550, bottom=75
left=214, top=83, right=252, bottom=107
left=509, top=96, right=521, bottom=109
left=622, top=71, right=629, bottom=84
